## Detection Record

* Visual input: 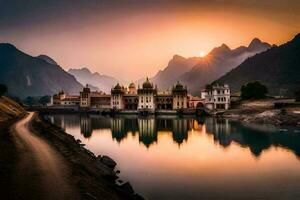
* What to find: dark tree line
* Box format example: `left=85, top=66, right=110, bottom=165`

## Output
left=0, top=84, right=7, bottom=97
left=241, top=81, right=268, bottom=100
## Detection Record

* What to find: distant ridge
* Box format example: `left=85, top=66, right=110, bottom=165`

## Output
left=148, top=37, right=272, bottom=94
left=68, top=68, right=119, bottom=93
left=214, top=33, right=300, bottom=96
left=0, top=43, right=83, bottom=98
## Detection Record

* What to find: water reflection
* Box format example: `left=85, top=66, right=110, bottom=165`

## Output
left=45, top=114, right=300, bottom=159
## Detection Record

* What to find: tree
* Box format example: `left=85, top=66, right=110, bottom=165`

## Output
left=0, top=84, right=8, bottom=97
left=23, top=96, right=39, bottom=106
left=241, top=81, right=268, bottom=100
left=39, top=95, right=51, bottom=106
left=205, top=84, right=213, bottom=91
left=295, top=89, right=300, bottom=102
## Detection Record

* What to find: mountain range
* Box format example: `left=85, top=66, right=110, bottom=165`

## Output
left=0, top=43, right=83, bottom=98
left=214, top=33, right=300, bottom=96
left=149, top=38, right=272, bottom=94
left=68, top=68, right=119, bottom=93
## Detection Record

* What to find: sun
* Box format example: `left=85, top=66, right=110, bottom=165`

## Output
left=200, top=51, right=205, bottom=57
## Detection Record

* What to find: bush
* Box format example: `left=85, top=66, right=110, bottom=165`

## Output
left=0, top=84, right=8, bottom=97
left=241, top=81, right=268, bottom=100
left=39, top=95, right=51, bottom=106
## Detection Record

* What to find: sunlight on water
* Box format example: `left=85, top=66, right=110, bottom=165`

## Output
left=45, top=114, right=300, bottom=200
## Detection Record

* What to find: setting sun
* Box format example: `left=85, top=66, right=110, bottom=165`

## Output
left=200, top=51, right=205, bottom=57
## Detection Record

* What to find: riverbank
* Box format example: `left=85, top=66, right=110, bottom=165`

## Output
left=0, top=96, right=142, bottom=200
left=31, top=114, right=143, bottom=200
left=222, top=99, right=300, bottom=126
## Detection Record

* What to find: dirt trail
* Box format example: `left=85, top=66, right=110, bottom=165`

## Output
left=11, top=112, right=79, bottom=200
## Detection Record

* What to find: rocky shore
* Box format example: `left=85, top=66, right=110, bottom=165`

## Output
left=31, top=114, right=143, bottom=200
left=221, top=99, right=300, bottom=126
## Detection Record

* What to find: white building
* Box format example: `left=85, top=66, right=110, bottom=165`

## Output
left=137, top=78, right=157, bottom=110
left=204, top=84, right=230, bottom=110
left=111, top=83, right=125, bottom=109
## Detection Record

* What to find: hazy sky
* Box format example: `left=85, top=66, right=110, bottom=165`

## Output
left=0, top=0, right=299, bottom=80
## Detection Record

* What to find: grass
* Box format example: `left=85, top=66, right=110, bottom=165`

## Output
left=0, top=96, right=25, bottom=122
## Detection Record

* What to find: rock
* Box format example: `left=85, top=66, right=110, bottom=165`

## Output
left=76, top=139, right=82, bottom=143
left=120, top=182, right=134, bottom=194
left=98, top=155, right=117, bottom=169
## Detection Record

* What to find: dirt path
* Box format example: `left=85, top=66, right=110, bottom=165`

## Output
left=11, top=112, right=79, bottom=200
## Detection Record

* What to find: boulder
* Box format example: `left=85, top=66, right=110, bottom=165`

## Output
left=98, top=155, right=117, bottom=169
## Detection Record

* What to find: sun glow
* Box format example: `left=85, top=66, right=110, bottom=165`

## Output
left=200, top=51, right=205, bottom=57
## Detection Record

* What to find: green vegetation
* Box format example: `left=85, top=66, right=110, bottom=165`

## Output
left=241, top=81, right=268, bottom=100
left=38, top=95, right=51, bottom=106
left=0, top=84, right=7, bottom=97
left=23, top=96, right=51, bottom=106
left=205, top=84, right=213, bottom=91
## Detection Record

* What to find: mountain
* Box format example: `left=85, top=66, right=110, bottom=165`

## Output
left=149, top=55, right=202, bottom=89
left=214, top=33, right=300, bottom=96
left=150, top=38, right=271, bottom=94
left=37, top=54, right=58, bottom=65
left=0, top=43, right=83, bottom=98
left=68, top=68, right=118, bottom=93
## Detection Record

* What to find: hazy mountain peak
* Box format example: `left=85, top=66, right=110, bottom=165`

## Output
left=81, top=67, right=92, bottom=73
left=68, top=67, right=118, bottom=93
left=248, top=37, right=271, bottom=51
left=37, top=55, right=57, bottom=65
left=220, top=43, right=231, bottom=50
left=172, top=54, right=185, bottom=61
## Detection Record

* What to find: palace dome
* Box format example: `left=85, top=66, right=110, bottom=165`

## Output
left=129, top=82, right=136, bottom=88
left=174, top=81, right=184, bottom=90
left=114, top=83, right=122, bottom=90
left=142, top=78, right=153, bottom=89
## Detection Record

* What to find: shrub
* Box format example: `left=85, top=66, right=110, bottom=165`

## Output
left=241, top=81, right=268, bottom=100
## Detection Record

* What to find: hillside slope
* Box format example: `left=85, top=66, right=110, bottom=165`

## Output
left=0, top=96, right=25, bottom=122
left=0, top=44, right=83, bottom=98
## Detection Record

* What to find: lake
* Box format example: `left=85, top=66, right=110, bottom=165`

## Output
left=44, top=114, right=300, bottom=200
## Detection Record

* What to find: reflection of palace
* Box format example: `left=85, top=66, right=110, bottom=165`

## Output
left=57, top=114, right=195, bottom=147
left=138, top=118, right=157, bottom=147
left=46, top=114, right=300, bottom=158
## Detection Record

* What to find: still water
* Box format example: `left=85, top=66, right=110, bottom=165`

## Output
left=44, top=114, right=300, bottom=200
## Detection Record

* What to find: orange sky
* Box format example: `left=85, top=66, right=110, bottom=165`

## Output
left=1, top=0, right=299, bottom=80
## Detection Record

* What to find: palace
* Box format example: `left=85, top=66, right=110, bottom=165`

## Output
left=201, top=84, right=231, bottom=110
left=50, top=79, right=230, bottom=112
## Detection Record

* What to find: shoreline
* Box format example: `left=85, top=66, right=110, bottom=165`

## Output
left=31, top=113, right=143, bottom=200
left=220, top=99, right=300, bottom=127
